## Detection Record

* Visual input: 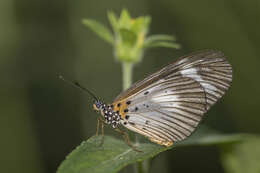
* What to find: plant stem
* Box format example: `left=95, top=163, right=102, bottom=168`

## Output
left=137, top=162, right=144, bottom=173
left=122, top=62, right=149, bottom=173
left=137, top=160, right=150, bottom=173
left=122, top=62, right=133, bottom=91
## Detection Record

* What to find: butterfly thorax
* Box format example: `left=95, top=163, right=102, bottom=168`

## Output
left=93, top=101, right=121, bottom=128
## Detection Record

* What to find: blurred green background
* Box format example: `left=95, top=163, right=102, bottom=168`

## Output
left=1, top=0, right=259, bottom=173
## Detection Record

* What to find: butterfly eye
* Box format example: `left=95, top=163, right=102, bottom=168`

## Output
left=93, top=103, right=100, bottom=112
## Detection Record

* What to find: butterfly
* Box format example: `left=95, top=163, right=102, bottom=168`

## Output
left=60, top=50, right=232, bottom=151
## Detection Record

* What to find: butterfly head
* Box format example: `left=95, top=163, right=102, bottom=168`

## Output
left=93, top=100, right=104, bottom=112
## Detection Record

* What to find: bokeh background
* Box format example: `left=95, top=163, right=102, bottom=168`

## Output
left=1, top=0, right=259, bottom=173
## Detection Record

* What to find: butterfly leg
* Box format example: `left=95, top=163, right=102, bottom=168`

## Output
left=99, top=117, right=104, bottom=146
left=115, top=128, right=142, bottom=152
left=96, top=117, right=100, bottom=136
left=95, top=117, right=105, bottom=146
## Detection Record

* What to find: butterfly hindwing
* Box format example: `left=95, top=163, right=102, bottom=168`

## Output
left=122, top=77, right=207, bottom=146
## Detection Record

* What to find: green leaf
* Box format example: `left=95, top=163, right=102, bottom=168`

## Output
left=119, top=28, right=137, bottom=46
left=57, top=128, right=244, bottom=173
left=144, top=41, right=181, bottom=49
left=118, top=9, right=132, bottom=29
left=220, top=135, right=260, bottom=173
left=145, top=34, right=176, bottom=43
left=57, top=136, right=166, bottom=173
left=107, top=11, right=118, bottom=33
left=131, top=16, right=151, bottom=35
left=82, top=19, right=114, bottom=44
left=144, top=34, right=180, bottom=49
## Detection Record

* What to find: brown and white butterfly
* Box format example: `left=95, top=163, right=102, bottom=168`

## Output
left=62, top=50, right=232, bottom=150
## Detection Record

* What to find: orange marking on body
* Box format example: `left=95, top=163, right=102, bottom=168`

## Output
left=112, top=100, right=129, bottom=119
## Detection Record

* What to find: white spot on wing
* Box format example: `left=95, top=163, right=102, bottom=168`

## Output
left=180, top=68, right=197, bottom=75
left=200, top=83, right=217, bottom=92
left=180, top=68, right=217, bottom=92
left=151, top=91, right=179, bottom=103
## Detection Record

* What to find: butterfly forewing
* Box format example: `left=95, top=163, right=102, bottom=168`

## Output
left=112, top=50, right=232, bottom=146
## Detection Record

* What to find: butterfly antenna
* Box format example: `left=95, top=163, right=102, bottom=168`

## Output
left=59, top=75, right=99, bottom=101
